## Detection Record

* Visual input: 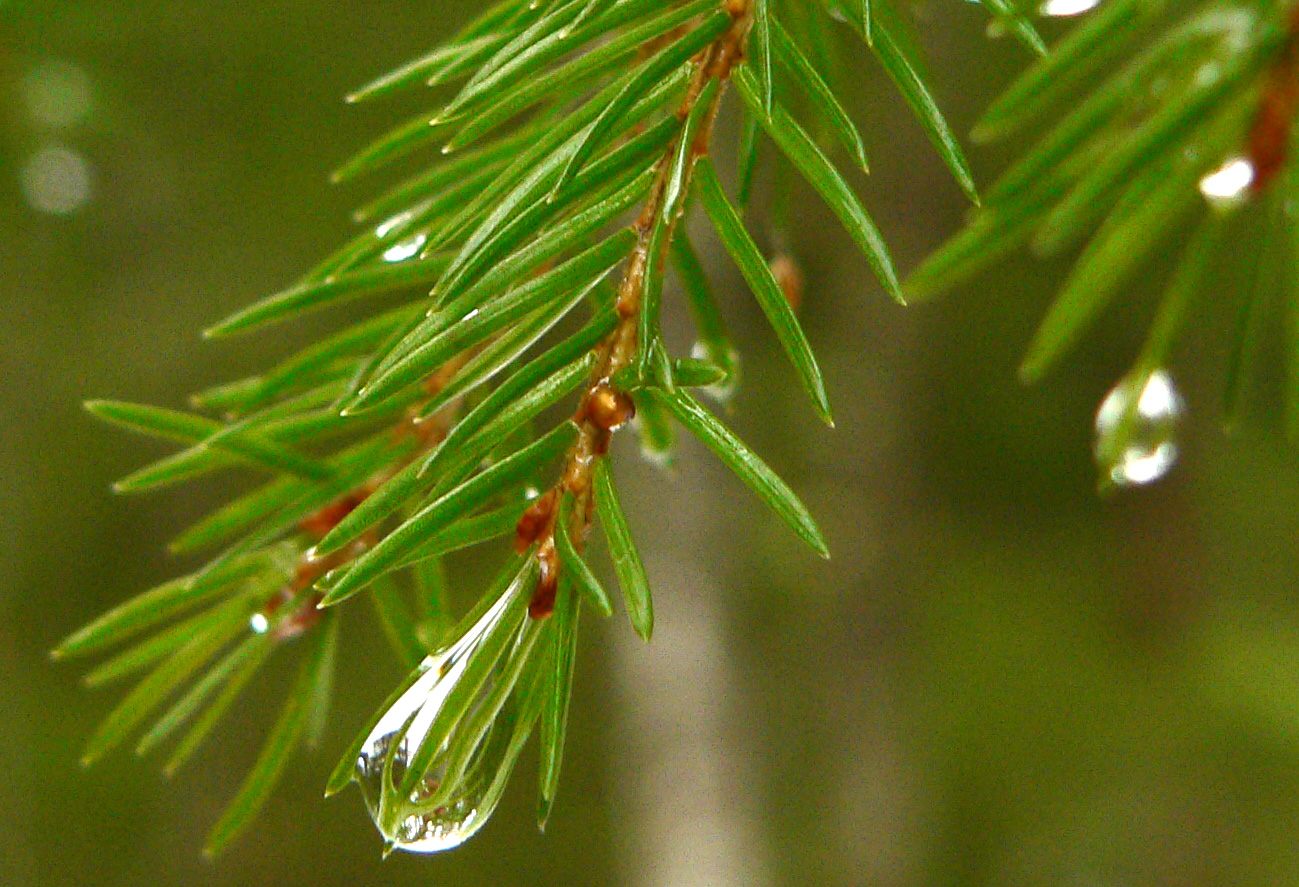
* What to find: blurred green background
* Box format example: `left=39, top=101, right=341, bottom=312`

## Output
left=8, top=2, right=1299, bottom=885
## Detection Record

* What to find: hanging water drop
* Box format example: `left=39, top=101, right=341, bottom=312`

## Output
left=352, top=580, right=529, bottom=854
left=1199, top=156, right=1255, bottom=210
left=1094, top=370, right=1185, bottom=488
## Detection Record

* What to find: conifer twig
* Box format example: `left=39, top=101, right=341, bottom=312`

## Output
left=64, top=0, right=1007, bottom=856
left=517, top=0, right=753, bottom=619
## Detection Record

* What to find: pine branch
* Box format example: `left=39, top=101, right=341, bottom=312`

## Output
left=60, top=0, right=998, bottom=859
left=516, top=9, right=749, bottom=626
left=913, top=0, right=1299, bottom=490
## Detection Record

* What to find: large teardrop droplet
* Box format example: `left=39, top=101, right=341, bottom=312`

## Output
left=1094, top=369, right=1185, bottom=488
left=353, top=582, right=526, bottom=853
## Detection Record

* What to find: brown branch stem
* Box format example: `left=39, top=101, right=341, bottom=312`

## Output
left=519, top=0, right=754, bottom=618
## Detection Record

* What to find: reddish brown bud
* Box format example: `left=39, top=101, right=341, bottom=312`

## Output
left=563, top=451, right=594, bottom=495
left=585, top=383, right=635, bottom=432
left=616, top=290, right=638, bottom=318
left=514, top=489, right=558, bottom=553
left=1242, top=11, right=1299, bottom=192
left=529, top=544, right=560, bottom=620
left=1247, top=74, right=1299, bottom=191
left=769, top=253, right=803, bottom=312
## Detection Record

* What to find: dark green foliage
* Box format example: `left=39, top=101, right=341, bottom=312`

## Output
left=913, top=0, right=1299, bottom=447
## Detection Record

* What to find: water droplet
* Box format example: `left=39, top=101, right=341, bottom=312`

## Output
left=353, top=585, right=525, bottom=853
left=1040, top=0, right=1101, bottom=16
left=1094, top=370, right=1185, bottom=488
left=1199, top=156, right=1255, bottom=209
left=382, top=233, right=426, bottom=263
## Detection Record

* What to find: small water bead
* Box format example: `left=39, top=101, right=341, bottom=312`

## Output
left=1198, top=156, right=1255, bottom=209
left=382, top=233, right=426, bottom=263
left=1040, top=0, right=1101, bottom=16
left=353, top=588, right=523, bottom=854
left=986, top=0, right=1102, bottom=41
left=1094, top=370, right=1185, bottom=488
left=248, top=587, right=322, bottom=640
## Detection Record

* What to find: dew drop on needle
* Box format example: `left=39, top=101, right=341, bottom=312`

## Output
left=353, top=586, right=524, bottom=854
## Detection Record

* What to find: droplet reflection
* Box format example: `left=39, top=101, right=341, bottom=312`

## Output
left=1094, top=370, right=1185, bottom=488
left=1040, top=0, right=1101, bottom=17
left=1199, top=156, right=1255, bottom=209
left=382, top=234, right=426, bottom=263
